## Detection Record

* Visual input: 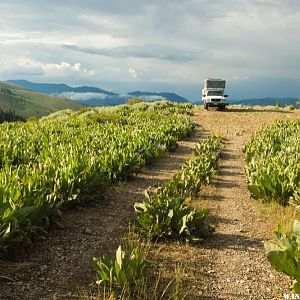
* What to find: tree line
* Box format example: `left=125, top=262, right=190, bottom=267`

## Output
left=0, top=108, right=25, bottom=123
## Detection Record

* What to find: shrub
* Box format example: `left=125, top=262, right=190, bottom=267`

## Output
left=284, top=105, right=295, bottom=111
left=93, top=245, right=150, bottom=296
left=134, top=136, right=222, bottom=242
left=127, top=97, right=144, bottom=105
left=134, top=191, right=212, bottom=242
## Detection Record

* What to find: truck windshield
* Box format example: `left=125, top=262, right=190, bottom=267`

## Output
left=207, top=91, right=223, bottom=96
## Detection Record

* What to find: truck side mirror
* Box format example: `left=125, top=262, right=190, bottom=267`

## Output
left=224, top=95, right=228, bottom=97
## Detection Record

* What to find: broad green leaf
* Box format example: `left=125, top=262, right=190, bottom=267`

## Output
left=293, top=220, right=300, bottom=236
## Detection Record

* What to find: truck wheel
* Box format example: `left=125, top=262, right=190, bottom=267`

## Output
left=204, top=104, right=208, bottom=110
left=219, top=105, right=225, bottom=111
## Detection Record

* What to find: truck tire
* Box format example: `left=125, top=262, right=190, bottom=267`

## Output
left=219, top=104, right=225, bottom=111
left=204, top=103, right=208, bottom=110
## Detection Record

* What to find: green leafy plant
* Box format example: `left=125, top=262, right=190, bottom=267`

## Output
left=135, top=190, right=212, bottom=242
left=243, top=119, right=300, bottom=205
left=163, top=135, right=222, bottom=199
left=93, top=245, right=150, bottom=296
left=134, top=136, right=222, bottom=242
left=0, top=102, right=195, bottom=256
left=265, top=220, right=300, bottom=292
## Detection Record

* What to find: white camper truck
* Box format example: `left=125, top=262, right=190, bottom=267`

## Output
left=202, top=79, right=229, bottom=110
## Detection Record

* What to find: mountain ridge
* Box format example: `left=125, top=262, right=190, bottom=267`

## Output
left=8, top=80, right=190, bottom=106
left=8, top=80, right=117, bottom=96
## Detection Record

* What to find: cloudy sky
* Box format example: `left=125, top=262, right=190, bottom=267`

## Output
left=0, top=0, right=300, bottom=100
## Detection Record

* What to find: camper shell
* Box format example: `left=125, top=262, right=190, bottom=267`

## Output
left=202, top=79, right=229, bottom=110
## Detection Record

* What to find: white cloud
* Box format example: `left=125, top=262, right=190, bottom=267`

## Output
left=57, top=92, right=108, bottom=101
left=142, top=95, right=166, bottom=101
left=15, top=58, right=95, bottom=76
left=128, top=67, right=138, bottom=78
left=43, top=62, right=95, bottom=75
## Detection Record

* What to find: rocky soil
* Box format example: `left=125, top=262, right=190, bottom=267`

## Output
left=154, top=106, right=299, bottom=299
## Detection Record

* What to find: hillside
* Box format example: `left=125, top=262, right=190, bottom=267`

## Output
left=8, top=79, right=117, bottom=96
left=8, top=79, right=190, bottom=106
left=0, top=81, right=82, bottom=118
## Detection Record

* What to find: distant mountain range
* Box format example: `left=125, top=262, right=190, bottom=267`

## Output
left=8, top=80, right=190, bottom=106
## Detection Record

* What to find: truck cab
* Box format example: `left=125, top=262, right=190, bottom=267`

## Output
left=202, top=79, right=229, bottom=110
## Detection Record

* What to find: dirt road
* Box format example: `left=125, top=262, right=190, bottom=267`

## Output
left=155, top=106, right=299, bottom=299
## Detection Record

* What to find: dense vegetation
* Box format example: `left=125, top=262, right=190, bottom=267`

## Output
left=243, top=119, right=300, bottom=205
left=0, top=101, right=194, bottom=257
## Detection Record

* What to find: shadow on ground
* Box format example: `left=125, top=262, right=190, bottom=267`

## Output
left=202, top=232, right=263, bottom=251
left=223, top=108, right=293, bottom=114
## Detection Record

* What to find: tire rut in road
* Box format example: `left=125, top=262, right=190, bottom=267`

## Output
left=191, top=108, right=292, bottom=299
